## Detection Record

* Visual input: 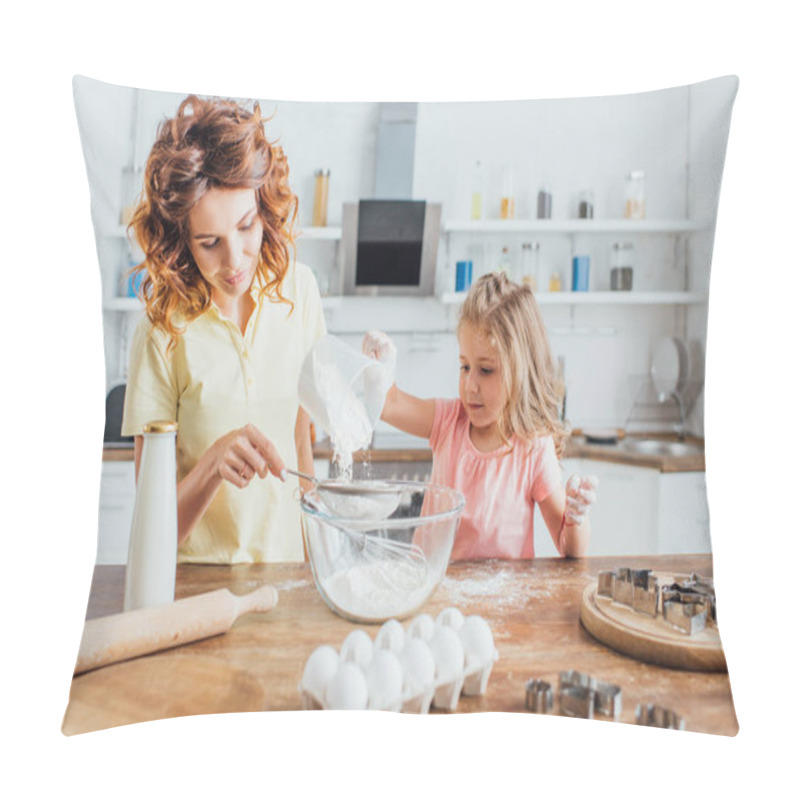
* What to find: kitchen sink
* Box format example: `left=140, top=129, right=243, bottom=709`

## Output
left=621, top=438, right=704, bottom=458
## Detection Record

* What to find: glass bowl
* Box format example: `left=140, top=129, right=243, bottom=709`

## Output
left=301, top=480, right=465, bottom=624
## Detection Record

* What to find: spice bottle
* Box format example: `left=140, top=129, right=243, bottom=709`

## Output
left=498, top=245, right=512, bottom=276
left=520, top=241, right=539, bottom=290
left=312, top=169, right=330, bottom=227
left=500, top=164, right=515, bottom=219
left=610, top=241, right=634, bottom=290
left=124, top=420, right=178, bottom=611
left=624, top=170, right=645, bottom=219
left=470, top=160, right=484, bottom=221
left=537, top=188, right=552, bottom=219
left=578, top=189, right=594, bottom=219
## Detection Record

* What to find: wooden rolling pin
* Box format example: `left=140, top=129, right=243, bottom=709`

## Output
left=74, top=584, right=278, bottom=675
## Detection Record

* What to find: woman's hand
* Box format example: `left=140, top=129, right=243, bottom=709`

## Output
left=210, top=424, right=287, bottom=489
left=565, top=474, right=599, bottom=525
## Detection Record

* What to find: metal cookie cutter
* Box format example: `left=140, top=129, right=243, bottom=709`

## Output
left=632, top=569, right=659, bottom=616
left=559, top=670, right=621, bottom=720
left=525, top=679, right=554, bottom=714
left=662, top=589, right=707, bottom=635
left=672, top=573, right=717, bottom=622
left=597, top=568, right=659, bottom=617
left=635, top=703, right=685, bottom=731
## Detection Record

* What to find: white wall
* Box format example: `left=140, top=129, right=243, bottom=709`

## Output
left=74, top=76, right=737, bottom=434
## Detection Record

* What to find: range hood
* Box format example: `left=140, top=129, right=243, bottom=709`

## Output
left=340, top=103, right=441, bottom=297
left=373, top=102, right=417, bottom=199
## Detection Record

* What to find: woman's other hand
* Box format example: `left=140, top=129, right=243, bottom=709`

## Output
left=210, top=424, right=286, bottom=489
left=565, top=474, right=599, bottom=525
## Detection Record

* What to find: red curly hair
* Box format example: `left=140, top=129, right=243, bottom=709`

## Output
left=129, top=95, right=297, bottom=349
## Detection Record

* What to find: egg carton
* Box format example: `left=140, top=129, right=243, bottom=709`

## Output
left=298, top=607, right=499, bottom=713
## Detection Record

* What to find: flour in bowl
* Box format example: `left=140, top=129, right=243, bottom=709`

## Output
left=320, top=561, right=437, bottom=621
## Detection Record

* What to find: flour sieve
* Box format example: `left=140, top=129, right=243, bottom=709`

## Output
left=284, top=468, right=406, bottom=518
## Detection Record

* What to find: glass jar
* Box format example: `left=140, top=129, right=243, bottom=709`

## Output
left=520, top=241, right=539, bottom=289
left=549, top=271, right=562, bottom=292
left=537, top=187, right=552, bottom=219
left=312, top=169, right=330, bottom=227
left=624, top=170, right=645, bottom=219
left=578, top=189, right=594, bottom=219
left=470, top=160, right=483, bottom=221
left=500, top=164, right=515, bottom=219
left=610, top=241, right=634, bottom=291
left=498, top=245, right=512, bottom=275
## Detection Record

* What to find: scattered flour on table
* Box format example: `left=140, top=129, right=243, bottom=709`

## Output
left=272, top=579, right=310, bottom=592
left=441, top=564, right=553, bottom=615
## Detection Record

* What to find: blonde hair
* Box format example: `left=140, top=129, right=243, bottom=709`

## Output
left=458, top=272, right=568, bottom=458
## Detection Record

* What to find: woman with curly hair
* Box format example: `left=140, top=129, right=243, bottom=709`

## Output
left=121, top=95, right=326, bottom=563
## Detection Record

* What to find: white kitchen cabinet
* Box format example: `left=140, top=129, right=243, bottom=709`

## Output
left=535, top=458, right=708, bottom=558
left=97, top=460, right=136, bottom=565
left=657, top=472, right=710, bottom=554
left=536, top=458, right=660, bottom=557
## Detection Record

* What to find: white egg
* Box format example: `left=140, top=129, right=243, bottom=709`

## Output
left=435, top=607, right=465, bottom=631
left=407, top=613, right=436, bottom=642
left=400, top=637, right=436, bottom=696
left=374, top=618, right=406, bottom=655
left=459, top=615, right=495, bottom=669
left=301, top=645, right=340, bottom=701
left=430, top=625, right=465, bottom=682
left=366, top=649, right=404, bottom=710
left=340, top=629, right=373, bottom=671
left=325, top=662, right=369, bottom=710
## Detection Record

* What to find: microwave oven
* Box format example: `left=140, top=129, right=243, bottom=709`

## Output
left=340, top=200, right=441, bottom=296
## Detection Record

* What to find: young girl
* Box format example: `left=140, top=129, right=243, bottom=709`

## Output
left=362, top=272, right=597, bottom=559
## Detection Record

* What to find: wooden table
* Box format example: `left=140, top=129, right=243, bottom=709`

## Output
left=63, top=555, right=738, bottom=736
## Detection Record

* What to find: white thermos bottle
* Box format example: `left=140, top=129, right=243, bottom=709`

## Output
left=123, top=420, right=178, bottom=611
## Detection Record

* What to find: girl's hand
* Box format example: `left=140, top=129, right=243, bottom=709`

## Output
left=362, top=330, right=397, bottom=374
left=362, top=329, right=397, bottom=399
left=565, top=474, right=599, bottom=525
left=210, top=424, right=287, bottom=489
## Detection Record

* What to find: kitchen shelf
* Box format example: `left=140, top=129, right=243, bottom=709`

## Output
left=298, top=226, right=342, bottom=240
left=442, top=219, right=708, bottom=235
left=103, top=295, right=343, bottom=312
left=104, top=297, right=142, bottom=311
left=105, top=225, right=344, bottom=241
left=439, top=291, right=707, bottom=306
left=106, top=225, right=133, bottom=239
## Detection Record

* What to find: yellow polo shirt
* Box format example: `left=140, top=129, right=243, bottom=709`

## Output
left=121, top=261, right=326, bottom=563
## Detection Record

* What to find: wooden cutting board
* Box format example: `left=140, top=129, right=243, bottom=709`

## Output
left=62, top=653, right=266, bottom=735
left=579, top=576, right=727, bottom=672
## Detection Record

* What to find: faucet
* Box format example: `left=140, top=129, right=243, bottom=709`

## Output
left=658, top=391, right=686, bottom=440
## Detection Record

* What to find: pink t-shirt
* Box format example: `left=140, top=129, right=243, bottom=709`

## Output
left=429, top=398, right=563, bottom=560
